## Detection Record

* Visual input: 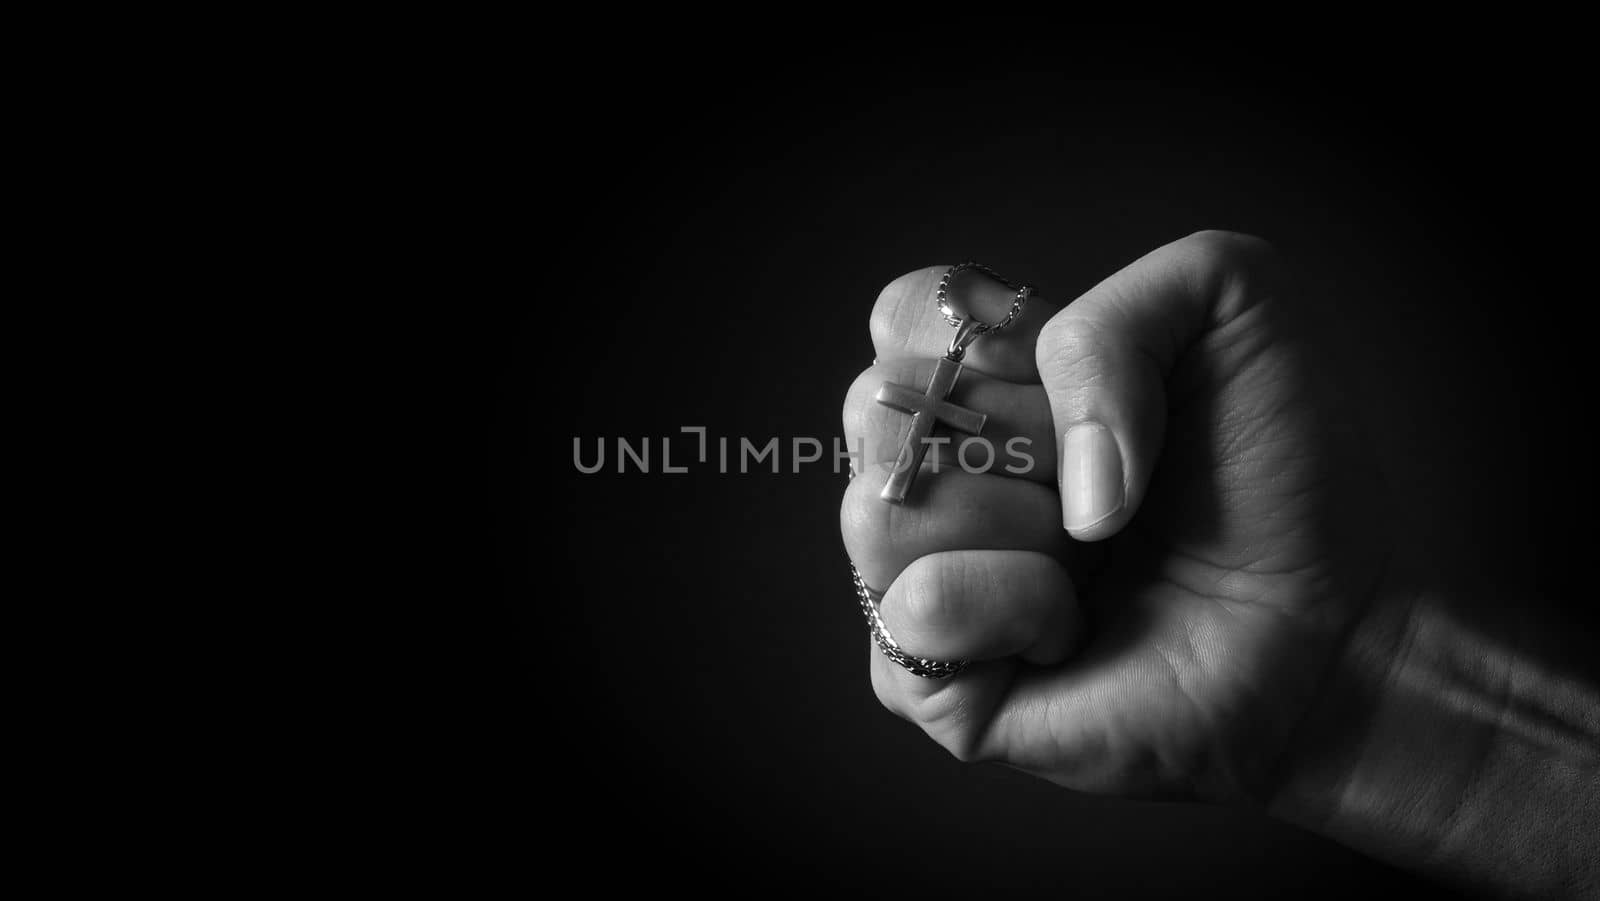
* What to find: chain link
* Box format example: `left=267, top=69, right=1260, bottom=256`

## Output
left=936, top=261, right=1032, bottom=334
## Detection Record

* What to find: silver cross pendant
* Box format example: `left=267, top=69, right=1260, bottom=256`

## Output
left=874, top=317, right=989, bottom=504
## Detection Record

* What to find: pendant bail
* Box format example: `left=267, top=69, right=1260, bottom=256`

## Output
left=946, top=316, right=985, bottom=361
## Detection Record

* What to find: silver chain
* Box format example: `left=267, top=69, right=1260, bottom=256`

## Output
left=936, top=261, right=1032, bottom=334
left=850, top=563, right=968, bottom=679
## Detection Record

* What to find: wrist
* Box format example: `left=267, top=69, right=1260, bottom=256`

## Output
left=1266, top=557, right=1423, bottom=835
left=1269, top=560, right=1600, bottom=897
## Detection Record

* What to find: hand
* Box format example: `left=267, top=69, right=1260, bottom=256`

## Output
left=841, top=230, right=1391, bottom=804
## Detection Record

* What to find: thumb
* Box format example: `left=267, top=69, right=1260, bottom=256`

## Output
left=1035, top=230, right=1278, bottom=540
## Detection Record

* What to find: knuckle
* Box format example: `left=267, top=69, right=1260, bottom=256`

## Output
left=841, top=366, right=878, bottom=441
left=907, top=689, right=989, bottom=763
left=1035, top=314, right=1115, bottom=386
left=870, top=650, right=994, bottom=763
left=843, top=361, right=930, bottom=464
left=839, top=466, right=894, bottom=562
left=869, top=266, right=943, bottom=349
left=1178, top=231, right=1287, bottom=310
left=868, top=659, right=903, bottom=716
left=897, top=556, right=962, bottom=633
left=1184, top=229, right=1277, bottom=265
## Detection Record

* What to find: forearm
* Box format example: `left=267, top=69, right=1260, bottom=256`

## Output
left=1273, top=573, right=1600, bottom=898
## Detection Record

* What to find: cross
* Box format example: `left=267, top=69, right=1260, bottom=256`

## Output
left=875, top=355, right=987, bottom=503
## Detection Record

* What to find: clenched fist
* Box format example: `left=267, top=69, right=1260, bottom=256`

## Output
left=841, top=230, right=1387, bottom=804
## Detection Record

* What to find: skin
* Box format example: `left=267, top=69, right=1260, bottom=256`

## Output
left=840, top=232, right=1598, bottom=898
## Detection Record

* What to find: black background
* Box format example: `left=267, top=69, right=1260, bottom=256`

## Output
left=494, top=36, right=1591, bottom=897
